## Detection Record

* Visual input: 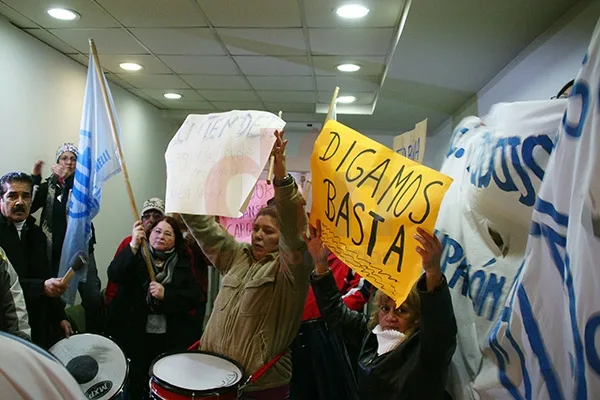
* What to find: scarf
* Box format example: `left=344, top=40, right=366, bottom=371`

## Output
left=145, top=246, right=178, bottom=334
left=372, top=324, right=407, bottom=356
left=40, top=177, right=58, bottom=266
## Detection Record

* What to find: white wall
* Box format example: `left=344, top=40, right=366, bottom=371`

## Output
left=0, top=17, right=178, bottom=287
left=426, top=1, right=600, bottom=171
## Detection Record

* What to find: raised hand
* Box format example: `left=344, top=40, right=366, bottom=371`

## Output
left=302, top=220, right=330, bottom=275
left=272, top=130, right=288, bottom=180
left=131, top=220, right=146, bottom=251
left=32, top=160, right=44, bottom=176
left=51, top=164, right=69, bottom=180
left=413, top=227, right=443, bottom=291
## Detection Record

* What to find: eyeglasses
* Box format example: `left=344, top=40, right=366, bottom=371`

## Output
left=152, top=228, right=174, bottom=238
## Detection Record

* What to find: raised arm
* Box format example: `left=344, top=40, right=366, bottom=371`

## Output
left=304, top=221, right=368, bottom=348
left=181, top=215, right=242, bottom=275
left=271, top=131, right=307, bottom=253
left=414, top=228, right=457, bottom=366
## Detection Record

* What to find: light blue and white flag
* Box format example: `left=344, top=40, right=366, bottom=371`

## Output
left=59, top=50, right=122, bottom=304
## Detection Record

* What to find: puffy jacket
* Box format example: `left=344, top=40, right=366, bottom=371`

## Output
left=312, top=271, right=457, bottom=400
left=0, top=248, right=31, bottom=340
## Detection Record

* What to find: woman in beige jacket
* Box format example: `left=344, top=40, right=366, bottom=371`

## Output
left=182, top=132, right=311, bottom=399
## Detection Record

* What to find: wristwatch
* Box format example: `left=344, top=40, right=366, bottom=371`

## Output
left=273, top=173, right=294, bottom=187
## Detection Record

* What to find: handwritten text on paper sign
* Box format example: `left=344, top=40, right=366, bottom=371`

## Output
left=165, top=110, right=285, bottom=217
left=310, top=120, right=452, bottom=305
left=393, top=119, right=427, bottom=164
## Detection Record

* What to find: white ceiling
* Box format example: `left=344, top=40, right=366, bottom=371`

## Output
left=0, top=0, right=581, bottom=135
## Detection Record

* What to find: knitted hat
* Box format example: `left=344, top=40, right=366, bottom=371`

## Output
left=140, top=197, right=165, bottom=218
left=56, top=143, right=79, bottom=162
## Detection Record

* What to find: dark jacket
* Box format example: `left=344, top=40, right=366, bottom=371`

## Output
left=311, top=272, right=457, bottom=400
left=0, top=214, right=67, bottom=348
left=31, top=174, right=96, bottom=275
left=106, top=245, right=201, bottom=358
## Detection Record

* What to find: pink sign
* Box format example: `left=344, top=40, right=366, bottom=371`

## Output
left=221, top=180, right=274, bottom=243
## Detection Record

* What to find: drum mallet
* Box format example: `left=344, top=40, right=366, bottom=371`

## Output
left=60, top=252, right=89, bottom=285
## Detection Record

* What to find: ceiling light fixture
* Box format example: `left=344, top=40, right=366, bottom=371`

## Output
left=336, top=63, right=361, bottom=72
left=336, top=95, right=356, bottom=104
left=119, top=62, right=143, bottom=71
left=163, top=93, right=183, bottom=100
left=335, top=4, right=370, bottom=19
left=47, top=8, right=80, bottom=21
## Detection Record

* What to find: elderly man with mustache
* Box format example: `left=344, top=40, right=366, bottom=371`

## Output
left=0, top=172, right=72, bottom=348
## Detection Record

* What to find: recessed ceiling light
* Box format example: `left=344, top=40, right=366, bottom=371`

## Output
left=336, top=95, right=356, bottom=104
left=47, top=8, right=80, bottom=21
left=163, top=93, right=182, bottom=100
left=119, top=62, right=143, bottom=71
left=335, top=4, right=370, bottom=19
left=336, top=63, right=361, bottom=72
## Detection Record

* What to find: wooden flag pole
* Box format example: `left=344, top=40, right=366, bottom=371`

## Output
left=88, top=39, right=156, bottom=281
left=324, top=86, right=340, bottom=123
left=266, top=110, right=283, bottom=185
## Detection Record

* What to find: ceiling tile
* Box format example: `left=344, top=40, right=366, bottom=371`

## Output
left=265, top=103, right=315, bottom=113
left=0, top=2, right=38, bottom=28
left=2, top=0, right=119, bottom=28
left=309, top=28, right=394, bottom=56
left=96, top=0, right=207, bottom=28
left=234, top=56, right=311, bottom=76
left=94, top=54, right=171, bottom=73
left=217, top=28, right=306, bottom=56
left=128, top=88, right=154, bottom=101
left=257, top=91, right=316, bottom=103
left=23, top=29, right=79, bottom=53
left=318, top=91, right=376, bottom=105
left=303, top=0, right=406, bottom=28
left=130, top=28, right=225, bottom=55
left=158, top=100, right=215, bottom=110
left=211, top=101, right=266, bottom=111
left=140, top=89, right=205, bottom=101
left=181, top=75, right=252, bottom=90
left=159, top=55, right=239, bottom=74
left=198, top=90, right=259, bottom=102
left=49, top=28, right=148, bottom=54
left=247, top=76, right=314, bottom=91
left=197, top=0, right=301, bottom=28
left=312, top=55, right=385, bottom=76
left=105, top=73, right=135, bottom=89
left=316, top=75, right=380, bottom=92
left=116, top=73, right=189, bottom=89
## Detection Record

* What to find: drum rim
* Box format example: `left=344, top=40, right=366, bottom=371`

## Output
left=150, top=350, right=246, bottom=396
left=49, top=332, right=129, bottom=398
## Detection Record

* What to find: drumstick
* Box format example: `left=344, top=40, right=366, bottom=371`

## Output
left=60, top=252, right=89, bottom=285
left=266, top=111, right=283, bottom=185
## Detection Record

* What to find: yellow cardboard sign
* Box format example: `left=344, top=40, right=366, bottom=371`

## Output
left=310, top=120, right=453, bottom=305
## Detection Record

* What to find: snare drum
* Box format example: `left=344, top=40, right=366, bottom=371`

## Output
left=49, top=333, right=128, bottom=400
left=149, top=351, right=245, bottom=400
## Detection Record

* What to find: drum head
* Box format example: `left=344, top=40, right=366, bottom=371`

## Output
left=50, top=333, right=128, bottom=400
left=151, top=351, right=243, bottom=394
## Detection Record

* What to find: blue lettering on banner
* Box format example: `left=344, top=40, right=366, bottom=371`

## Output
left=438, top=232, right=505, bottom=322
left=396, top=138, right=421, bottom=161
left=446, top=127, right=469, bottom=158
left=562, top=81, right=590, bottom=139
left=585, top=313, right=600, bottom=377
left=468, top=133, right=552, bottom=207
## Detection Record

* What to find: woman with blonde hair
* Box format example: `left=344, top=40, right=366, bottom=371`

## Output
left=305, top=223, right=457, bottom=400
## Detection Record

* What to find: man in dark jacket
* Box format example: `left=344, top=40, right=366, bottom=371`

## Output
left=0, top=172, right=72, bottom=348
left=0, top=247, right=31, bottom=340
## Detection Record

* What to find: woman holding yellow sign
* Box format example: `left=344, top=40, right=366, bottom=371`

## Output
left=305, top=222, right=457, bottom=400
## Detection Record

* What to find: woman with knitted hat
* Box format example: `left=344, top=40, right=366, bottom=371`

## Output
left=30, top=143, right=104, bottom=334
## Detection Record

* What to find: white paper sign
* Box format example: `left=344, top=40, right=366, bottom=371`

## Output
left=393, top=119, right=427, bottom=163
left=165, top=110, right=285, bottom=217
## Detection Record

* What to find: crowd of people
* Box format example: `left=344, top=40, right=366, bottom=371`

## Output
left=0, top=132, right=457, bottom=399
